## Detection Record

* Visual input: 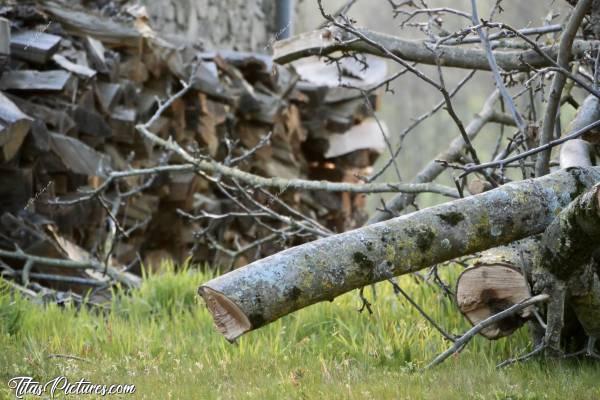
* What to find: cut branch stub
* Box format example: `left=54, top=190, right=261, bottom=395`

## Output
left=457, top=265, right=531, bottom=339
left=199, top=167, right=600, bottom=341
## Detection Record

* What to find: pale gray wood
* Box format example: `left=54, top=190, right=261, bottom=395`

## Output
left=10, top=30, right=61, bottom=64
left=199, top=167, right=600, bottom=341
left=0, top=70, right=71, bottom=92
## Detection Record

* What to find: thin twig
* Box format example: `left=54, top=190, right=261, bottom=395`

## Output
left=459, top=118, right=600, bottom=177
left=470, top=0, right=527, bottom=134
left=535, top=0, right=594, bottom=176
left=426, top=294, right=549, bottom=369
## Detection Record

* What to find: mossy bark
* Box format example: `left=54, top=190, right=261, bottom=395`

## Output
left=199, top=167, right=600, bottom=341
left=534, top=184, right=600, bottom=353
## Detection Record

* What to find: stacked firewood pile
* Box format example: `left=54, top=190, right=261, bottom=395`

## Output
left=0, top=1, right=387, bottom=296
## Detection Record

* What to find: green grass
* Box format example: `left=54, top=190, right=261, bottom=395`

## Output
left=0, top=264, right=598, bottom=400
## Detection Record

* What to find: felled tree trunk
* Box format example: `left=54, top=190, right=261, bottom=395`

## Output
left=534, top=184, right=600, bottom=353
left=199, top=167, right=600, bottom=341
left=456, top=97, right=600, bottom=347
left=461, top=184, right=600, bottom=352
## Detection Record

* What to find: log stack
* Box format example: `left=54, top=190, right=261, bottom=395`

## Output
left=0, top=0, right=388, bottom=291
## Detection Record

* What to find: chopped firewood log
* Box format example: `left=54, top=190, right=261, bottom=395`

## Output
left=95, top=82, right=122, bottom=113
left=10, top=30, right=61, bottom=64
left=0, top=70, right=72, bottom=92
left=324, top=118, right=387, bottom=159
left=21, top=120, right=50, bottom=159
left=41, top=1, right=142, bottom=48
left=110, top=106, right=136, bottom=144
left=0, top=168, right=32, bottom=214
left=48, top=132, right=110, bottom=176
left=0, top=91, right=32, bottom=162
left=0, top=18, right=9, bottom=76
left=191, top=61, right=225, bottom=99
left=52, top=53, right=96, bottom=79
left=71, top=105, right=112, bottom=140
left=84, top=36, right=108, bottom=73
left=8, top=95, right=76, bottom=134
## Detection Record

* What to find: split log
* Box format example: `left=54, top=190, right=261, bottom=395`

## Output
left=0, top=91, right=33, bottom=162
left=52, top=54, right=97, bottom=79
left=10, top=31, right=61, bottom=64
left=0, top=70, right=72, bottom=92
left=41, top=1, right=142, bottom=48
left=199, top=167, right=600, bottom=341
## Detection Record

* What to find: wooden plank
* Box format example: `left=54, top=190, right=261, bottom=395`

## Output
left=0, top=70, right=72, bottom=92
left=10, top=30, right=61, bottom=64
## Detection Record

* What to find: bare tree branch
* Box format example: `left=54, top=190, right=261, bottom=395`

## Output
left=536, top=0, right=594, bottom=177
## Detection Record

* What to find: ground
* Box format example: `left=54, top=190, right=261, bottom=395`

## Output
left=0, top=264, right=598, bottom=400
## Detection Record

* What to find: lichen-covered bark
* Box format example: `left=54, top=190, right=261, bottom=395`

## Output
left=273, top=26, right=599, bottom=71
left=199, top=167, right=600, bottom=341
left=534, top=184, right=600, bottom=349
left=537, top=184, right=600, bottom=280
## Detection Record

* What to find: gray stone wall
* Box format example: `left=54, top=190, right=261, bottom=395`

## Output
left=140, top=0, right=275, bottom=52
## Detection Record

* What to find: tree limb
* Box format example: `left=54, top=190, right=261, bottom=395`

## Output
left=273, top=26, right=599, bottom=71
left=198, top=167, right=600, bottom=341
left=535, top=0, right=593, bottom=177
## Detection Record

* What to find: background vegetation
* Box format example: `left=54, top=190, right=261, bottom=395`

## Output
left=1, top=264, right=598, bottom=399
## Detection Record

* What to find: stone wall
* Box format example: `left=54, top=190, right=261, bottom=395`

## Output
left=140, top=0, right=275, bottom=52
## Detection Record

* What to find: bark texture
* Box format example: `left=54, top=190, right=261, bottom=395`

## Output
left=199, top=167, right=600, bottom=341
left=534, top=184, right=600, bottom=352
left=273, top=26, right=600, bottom=71
left=560, top=94, right=600, bottom=168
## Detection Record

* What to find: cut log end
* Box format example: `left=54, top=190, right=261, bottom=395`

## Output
left=456, top=264, right=532, bottom=340
left=198, top=286, right=251, bottom=342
